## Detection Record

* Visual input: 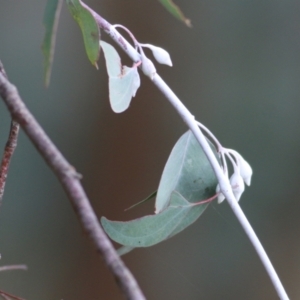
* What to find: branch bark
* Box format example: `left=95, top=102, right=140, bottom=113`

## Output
left=0, top=62, right=146, bottom=300
left=0, top=289, right=25, bottom=300
left=0, top=120, right=19, bottom=205
left=0, top=65, right=20, bottom=205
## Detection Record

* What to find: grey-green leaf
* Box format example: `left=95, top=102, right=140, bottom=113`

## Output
left=158, top=0, right=191, bottom=27
left=101, top=130, right=219, bottom=250
left=155, top=130, right=219, bottom=213
left=100, top=41, right=141, bottom=113
left=117, top=246, right=135, bottom=256
left=125, top=190, right=157, bottom=211
left=66, top=0, right=100, bottom=67
left=101, top=191, right=208, bottom=248
left=42, top=0, right=63, bottom=87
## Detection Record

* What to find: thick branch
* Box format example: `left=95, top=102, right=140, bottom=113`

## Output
left=0, top=63, right=145, bottom=300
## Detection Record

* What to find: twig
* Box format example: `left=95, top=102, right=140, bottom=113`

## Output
left=0, top=289, right=25, bottom=300
left=0, top=294, right=11, bottom=300
left=0, top=264, right=27, bottom=300
left=0, top=121, right=19, bottom=204
left=82, top=4, right=289, bottom=299
left=0, top=63, right=145, bottom=300
left=0, top=64, right=20, bottom=205
left=0, top=265, right=27, bottom=272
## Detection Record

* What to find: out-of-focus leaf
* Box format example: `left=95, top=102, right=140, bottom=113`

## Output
left=158, top=0, right=191, bottom=27
left=125, top=191, right=157, bottom=211
left=155, top=130, right=219, bottom=213
left=66, top=0, right=100, bottom=67
left=42, top=0, right=63, bottom=87
left=101, top=191, right=208, bottom=248
left=100, top=41, right=141, bottom=113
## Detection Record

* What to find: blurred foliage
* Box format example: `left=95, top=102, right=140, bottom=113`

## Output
left=42, top=0, right=63, bottom=87
left=158, top=0, right=191, bottom=27
left=0, top=0, right=300, bottom=299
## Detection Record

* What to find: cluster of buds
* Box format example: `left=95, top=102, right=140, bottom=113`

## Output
left=197, top=122, right=253, bottom=203
left=109, top=24, right=251, bottom=204
left=111, top=24, right=172, bottom=79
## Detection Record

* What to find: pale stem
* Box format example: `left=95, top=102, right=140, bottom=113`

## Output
left=221, top=151, right=228, bottom=176
left=196, top=121, right=222, bottom=151
left=83, top=3, right=289, bottom=299
left=225, top=151, right=239, bottom=172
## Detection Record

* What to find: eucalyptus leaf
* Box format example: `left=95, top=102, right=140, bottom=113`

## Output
left=155, top=130, right=219, bottom=213
left=101, top=130, right=219, bottom=251
left=66, top=0, right=100, bottom=67
left=158, top=0, right=191, bottom=27
left=100, top=41, right=141, bottom=113
left=117, top=246, right=135, bottom=256
left=100, top=41, right=120, bottom=76
left=42, top=0, right=63, bottom=87
left=101, top=191, right=208, bottom=248
left=125, top=190, right=157, bottom=211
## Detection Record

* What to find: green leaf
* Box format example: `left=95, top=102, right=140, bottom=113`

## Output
left=117, top=245, right=135, bottom=256
left=100, top=41, right=141, bottom=113
left=158, top=0, right=191, bottom=27
left=125, top=190, right=157, bottom=211
left=66, top=0, right=100, bottom=67
left=42, top=0, right=63, bottom=87
left=101, top=130, right=219, bottom=250
left=101, top=191, right=208, bottom=248
left=155, top=130, right=219, bottom=213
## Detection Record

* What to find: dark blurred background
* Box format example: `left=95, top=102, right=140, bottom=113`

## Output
left=1, top=0, right=300, bottom=299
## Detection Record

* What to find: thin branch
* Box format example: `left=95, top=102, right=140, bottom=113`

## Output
left=0, top=121, right=19, bottom=204
left=0, top=294, right=11, bottom=300
left=0, top=63, right=145, bottom=300
left=0, top=289, right=25, bottom=300
left=0, top=65, right=20, bottom=205
left=0, top=265, right=27, bottom=272
left=82, top=4, right=289, bottom=300
left=0, top=265, right=27, bottom=300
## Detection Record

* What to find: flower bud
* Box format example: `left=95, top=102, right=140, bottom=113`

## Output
left=238, top=157, right=252, bottom=186
left=229, top=171, right=245, bottom=201
left=140, top=54, right=156, bottom=79
left=227, top=150, right=253, bottom=186
left=216, top=184, right=225, bottom=204
left=141, top=44, right=173, bottom=66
